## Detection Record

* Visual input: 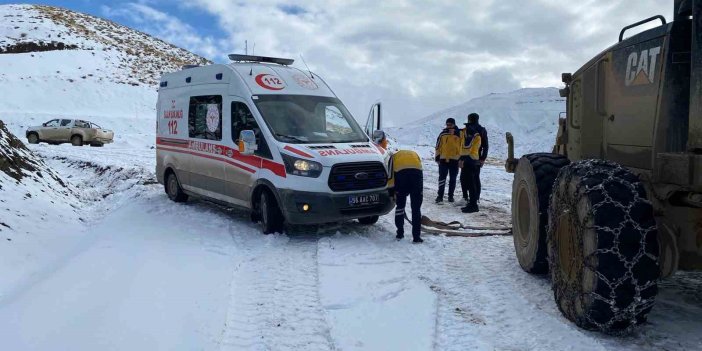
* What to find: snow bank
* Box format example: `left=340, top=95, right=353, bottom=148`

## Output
left=387, top=88, right=565, bottom=160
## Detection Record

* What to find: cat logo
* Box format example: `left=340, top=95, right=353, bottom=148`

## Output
left=625, top=46, right=662, bottom=86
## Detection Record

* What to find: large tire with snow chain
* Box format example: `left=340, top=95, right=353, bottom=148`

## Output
left=512, top=153, right=570, bottom=274
left=548, top=160, right=659, bottom=332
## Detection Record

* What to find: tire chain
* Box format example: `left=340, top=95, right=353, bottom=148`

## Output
left=548, top=159, right=659, bottom=332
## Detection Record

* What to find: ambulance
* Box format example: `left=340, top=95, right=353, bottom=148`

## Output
left=156, top=55, right=392, bottom=233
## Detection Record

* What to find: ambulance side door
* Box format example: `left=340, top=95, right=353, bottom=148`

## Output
left=227, top=98, right=272, bottom=204
left=364, top=102, right=382, bottom=137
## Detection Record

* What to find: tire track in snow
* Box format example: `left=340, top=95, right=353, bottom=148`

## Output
left=218, top=232, right=335, bottom=351
left=408, top=236, right=609, bottom=351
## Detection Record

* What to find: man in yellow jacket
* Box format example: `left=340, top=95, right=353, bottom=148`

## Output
left=434, top=118, right=461, bottom=203
left=387, top=149, right=424, bottom=243
left=460, top=115, right=483, bottom=213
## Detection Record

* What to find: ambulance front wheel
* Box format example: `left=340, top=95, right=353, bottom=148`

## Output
left=358, top=216, right=379, bottom=225
left=260, top=190, right=285, bottom=234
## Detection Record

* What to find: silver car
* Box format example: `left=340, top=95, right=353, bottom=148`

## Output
left=25, top=119, right=114, bottom=147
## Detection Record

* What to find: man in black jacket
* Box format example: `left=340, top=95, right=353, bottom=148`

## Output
left=460, top=113, right=489, bottom=206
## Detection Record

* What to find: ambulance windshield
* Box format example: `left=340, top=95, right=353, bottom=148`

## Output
left=253, top=95, right=368, bottom=144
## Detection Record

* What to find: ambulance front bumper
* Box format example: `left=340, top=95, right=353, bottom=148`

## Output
left=278, top=188, right=394, bottom=225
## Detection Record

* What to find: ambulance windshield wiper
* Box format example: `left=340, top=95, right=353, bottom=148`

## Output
left=275, top=133, right=307, bottom=143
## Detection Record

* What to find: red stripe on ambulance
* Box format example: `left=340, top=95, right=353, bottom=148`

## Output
left=157, top=139, right=286, bottom=177
left=284, top=145, right=314, bottom=159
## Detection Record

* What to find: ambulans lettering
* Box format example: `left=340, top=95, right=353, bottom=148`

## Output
left=255, top=74, right=286, bottom=90
left=163, top=110, right=183, bottom=118
left=164, top=99, right=184, bottom=119
left=625, top=46, right=661, bottom=86
left=189, top=140, right=223, bottom=155
left=318, top=148, right=379, bottom=156
left=164, top=100, right=183, bottom=135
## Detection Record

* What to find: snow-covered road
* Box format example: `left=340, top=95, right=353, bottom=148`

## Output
left=1, top=146, right=701, bottom=351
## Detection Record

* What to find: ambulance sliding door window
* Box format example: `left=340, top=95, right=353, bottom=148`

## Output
left=231, top=102, right=272, bottom=159
left=188, top=95, right=223, bottom=141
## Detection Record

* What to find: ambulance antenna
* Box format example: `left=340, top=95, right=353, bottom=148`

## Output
left=250, top=43, right=259, bottom=75
left=300, top=54, right=314, bottom=80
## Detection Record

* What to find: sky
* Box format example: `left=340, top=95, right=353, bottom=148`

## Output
left=2, top=0, right=674, bottom=126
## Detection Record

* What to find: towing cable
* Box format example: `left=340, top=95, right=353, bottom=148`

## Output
left=404, top=213, right=512, bottom=237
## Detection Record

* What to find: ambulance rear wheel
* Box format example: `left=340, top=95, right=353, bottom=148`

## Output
left=358, top=216, right=379, bottom=225
left=165, top=171, right=188, bottom=203
left=260, top=190, right=284, bottom=234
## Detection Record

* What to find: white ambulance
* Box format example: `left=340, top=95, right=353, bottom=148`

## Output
left=156, top=55, right=392, bottom=233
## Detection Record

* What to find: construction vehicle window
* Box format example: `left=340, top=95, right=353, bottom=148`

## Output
left=231, top=102, right=272, bottom=159
left=188, top=95, right=222, bottom=140
left=60, top=119, right=72, bottom=127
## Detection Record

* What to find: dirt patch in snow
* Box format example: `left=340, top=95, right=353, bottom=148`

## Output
left=0, top=41, right=78, bottom=54
left=0, top=120, right=36, bottom=181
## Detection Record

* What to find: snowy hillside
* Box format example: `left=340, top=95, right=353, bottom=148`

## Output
left=0, top=4, right=210, bottom=144
left=387, top=88, right=565, bottom=160
left=0, top=4, right=206, bottom=294
left=0, top=120, right=78, bottom=232
left=0, top=4, right=210, bottom=86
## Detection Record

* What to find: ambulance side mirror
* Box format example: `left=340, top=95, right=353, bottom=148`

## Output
left=239, top=130, right=258, bottom=156
left=372, top=130, right=386, bottom=144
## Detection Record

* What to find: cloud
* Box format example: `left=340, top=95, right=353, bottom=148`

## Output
left=101, top=2, right=223, bottom=60
left=167, top=0, right=674, bottom=125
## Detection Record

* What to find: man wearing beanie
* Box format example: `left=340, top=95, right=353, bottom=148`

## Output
left=434, top=117, right=461, bottom=203
left=460, top=113, right=489, bottom=212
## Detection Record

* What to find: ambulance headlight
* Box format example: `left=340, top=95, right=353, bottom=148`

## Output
left=282, top=154, right=323, bottom=178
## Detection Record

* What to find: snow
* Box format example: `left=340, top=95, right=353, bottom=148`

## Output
left=0, top=4, right=701, bottom=351
left=387, top=88, right=566, bottom=160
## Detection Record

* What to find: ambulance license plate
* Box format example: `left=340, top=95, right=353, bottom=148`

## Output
left=348, top=194, right=380, bottom=206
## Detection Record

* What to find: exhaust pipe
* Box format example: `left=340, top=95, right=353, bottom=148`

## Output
left=689, top=0, right=702, bottom=152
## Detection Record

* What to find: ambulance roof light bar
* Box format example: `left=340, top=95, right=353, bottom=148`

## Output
left=228, top=54, right=294, bottom=66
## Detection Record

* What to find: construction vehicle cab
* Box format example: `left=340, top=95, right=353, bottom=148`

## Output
left=506, top=0, right=702, bottom=333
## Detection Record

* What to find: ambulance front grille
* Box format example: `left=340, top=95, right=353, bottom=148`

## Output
left=328, top=162, right=387, bottom=192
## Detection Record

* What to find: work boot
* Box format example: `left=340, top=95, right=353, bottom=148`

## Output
left=448, top=196, right=454, bottom=203
left=396, top=231, right=404, bottom=240
left=412, top=237, right=424, bottom=244
left=461, top=204, right=479, bottom=213
left=435, top=196, right=443, bottom=204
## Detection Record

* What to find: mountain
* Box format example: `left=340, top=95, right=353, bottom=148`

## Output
left=387, top=88, right=566, bottom=160
left=0, top=4, right=210, bottom=142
